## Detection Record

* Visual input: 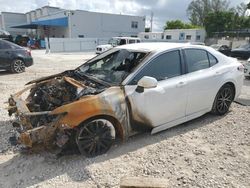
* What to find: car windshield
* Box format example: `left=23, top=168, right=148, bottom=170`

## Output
left=239, top=43, right=250, bottom=49
left=77, top=48, right=147, bottom=85
left=108, top=38, right=120, bottom=46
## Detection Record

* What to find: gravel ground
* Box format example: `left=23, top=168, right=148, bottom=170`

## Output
left=0, top=50, right=249, bottom=188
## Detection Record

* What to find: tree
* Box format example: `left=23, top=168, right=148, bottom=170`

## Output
left=204, top=11, right=234, bottom=37
left=247, top=2, right=250, bottom=9
left=204, top=10, right=250, bottom=37
left=164, top=20, right=198, bottom=30
left=187, top=0, right=230, bottom=26
left=235, top=2, right=248, bottom=16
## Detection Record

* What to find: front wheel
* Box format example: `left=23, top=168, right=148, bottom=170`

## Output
left=11, top=59, right=25, bottom=73
left=76, top=119, right=115, bottom=157
left=212, top=84, right=234, bottom=115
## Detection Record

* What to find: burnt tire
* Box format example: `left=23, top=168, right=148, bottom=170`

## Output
left=212, top=84, right=234, bottom=115
left=76, top=119, right=115, bottom=157
left=11, top=59, right=25, bottom=73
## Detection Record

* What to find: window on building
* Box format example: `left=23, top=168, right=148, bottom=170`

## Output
left=166, top=35, right=172, bottom=40
left=196, top=35, right=201, bottom=40
left=132, top=50, right=182, bottom=82
left=144, top=35, right=149, bottom=39
left=131, top=21, right=138, bottom=29
left=184, top=49, right=210, bottom=73
left=78, top=35, right=84, bottom=38
left=186, top=35, right=192, bottom=40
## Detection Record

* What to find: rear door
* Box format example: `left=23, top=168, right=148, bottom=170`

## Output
left=183, top=48, right=221, bottom=115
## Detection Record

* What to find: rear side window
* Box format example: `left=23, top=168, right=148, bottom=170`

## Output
left=185, top=49, right=209, bottom=73
left=208, top=53, right=218, bottom=66
left=0, top=41, right=12, bottom=49
left=129, top=40, right=136, bottom=44
left=132, top=50, right=182, bottom=82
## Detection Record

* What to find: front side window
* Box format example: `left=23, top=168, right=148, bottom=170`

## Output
left=185, top=49, right=209, bottom=73
left=132, top=50, right=182, bottom=83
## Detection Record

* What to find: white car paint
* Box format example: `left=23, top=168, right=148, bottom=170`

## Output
left=95, top=37, right=141, bottom=54
left=120, top=43, right=244, bottom=134
left=95, top=44, right=113, bottom=54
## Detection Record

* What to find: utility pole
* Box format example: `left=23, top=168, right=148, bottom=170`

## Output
left=150, top=11, right=154, bottom=32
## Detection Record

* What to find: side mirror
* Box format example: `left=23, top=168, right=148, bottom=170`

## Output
left=136, top=76, right=157, bottom=93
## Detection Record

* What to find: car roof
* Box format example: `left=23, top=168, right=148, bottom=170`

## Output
left=116, top=42, right=207, bottom=53
left=112, top=37, right=140, bottom=40
left=0, top=39, right=23, bottom=48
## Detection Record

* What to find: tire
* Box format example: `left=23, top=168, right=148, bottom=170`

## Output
left=76, top=118, right=115, bottom=157
left=212, top=84, right=234, bottom=115
left=11, top=59, right=25, bottom=73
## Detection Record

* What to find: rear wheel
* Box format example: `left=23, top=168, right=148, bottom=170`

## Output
left=11, top=59, right=25, bottom=73
left=212, top=84, right=234, bottom=115
left=76, top=119, right=115, bottom=157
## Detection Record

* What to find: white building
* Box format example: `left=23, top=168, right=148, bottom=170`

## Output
left=139, top=29, right=206, bottom=43
left=1, top=6, right=145, bottom=38
left=0, top=12, right=27, bottom=36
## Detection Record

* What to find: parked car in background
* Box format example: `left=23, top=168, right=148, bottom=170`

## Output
left=95, top=37, right=141, bottom=54
left=210, top=44, right=231, bottom=56
left=231, top=43, right=250, bottom=59
left=0, top=39, right=33, bottom=73
left=8, top=43, right=244, bottom=157
left=0, top=29, right=13, bottom=42
left=244, top=58, right=250, bottom=78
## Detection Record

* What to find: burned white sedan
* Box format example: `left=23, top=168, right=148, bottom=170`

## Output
left=8, top=43, right=244, bottom=157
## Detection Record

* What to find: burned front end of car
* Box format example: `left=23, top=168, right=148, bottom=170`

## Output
left=8, top=70, right=106, bottom=150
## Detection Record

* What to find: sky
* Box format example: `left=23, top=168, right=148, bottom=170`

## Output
left=0, top=0, right=249, bottom=31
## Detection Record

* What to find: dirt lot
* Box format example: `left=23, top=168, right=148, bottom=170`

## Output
left=0, top=50, right=249, bottom=188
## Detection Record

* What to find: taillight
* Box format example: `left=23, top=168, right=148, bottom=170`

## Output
left=26, top=49, right=31, bottom=56
left=237, top=64, right=245, bottom=72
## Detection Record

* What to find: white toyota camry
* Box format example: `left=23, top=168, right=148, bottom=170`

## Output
left=9, top=42, right=244, bottom=157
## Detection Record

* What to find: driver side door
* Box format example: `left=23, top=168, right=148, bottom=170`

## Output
left=124, top=50, right=187, bottom=131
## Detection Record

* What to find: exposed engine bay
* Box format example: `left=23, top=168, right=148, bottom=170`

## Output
left=8, top=70, right=107, bottom=152
left=27, top=71, right=105, bottom=113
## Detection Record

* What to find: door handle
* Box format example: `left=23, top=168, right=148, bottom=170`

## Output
left=176, top=81, right=186, bottom=88
left=215, top=71, right=222, bottom=76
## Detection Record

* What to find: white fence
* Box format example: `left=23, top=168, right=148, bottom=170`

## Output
left=48, top=38, right=109, bottom=53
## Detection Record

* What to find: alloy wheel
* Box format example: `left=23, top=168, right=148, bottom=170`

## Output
left=216, top=87, right=233, bottom=114
left=13, top=60, right=25, bottom=73
left=76, top=119, right=115, bottom=157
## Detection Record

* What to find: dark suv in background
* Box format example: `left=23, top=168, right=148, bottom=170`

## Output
left=0, top=40, right=33, bottom=73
